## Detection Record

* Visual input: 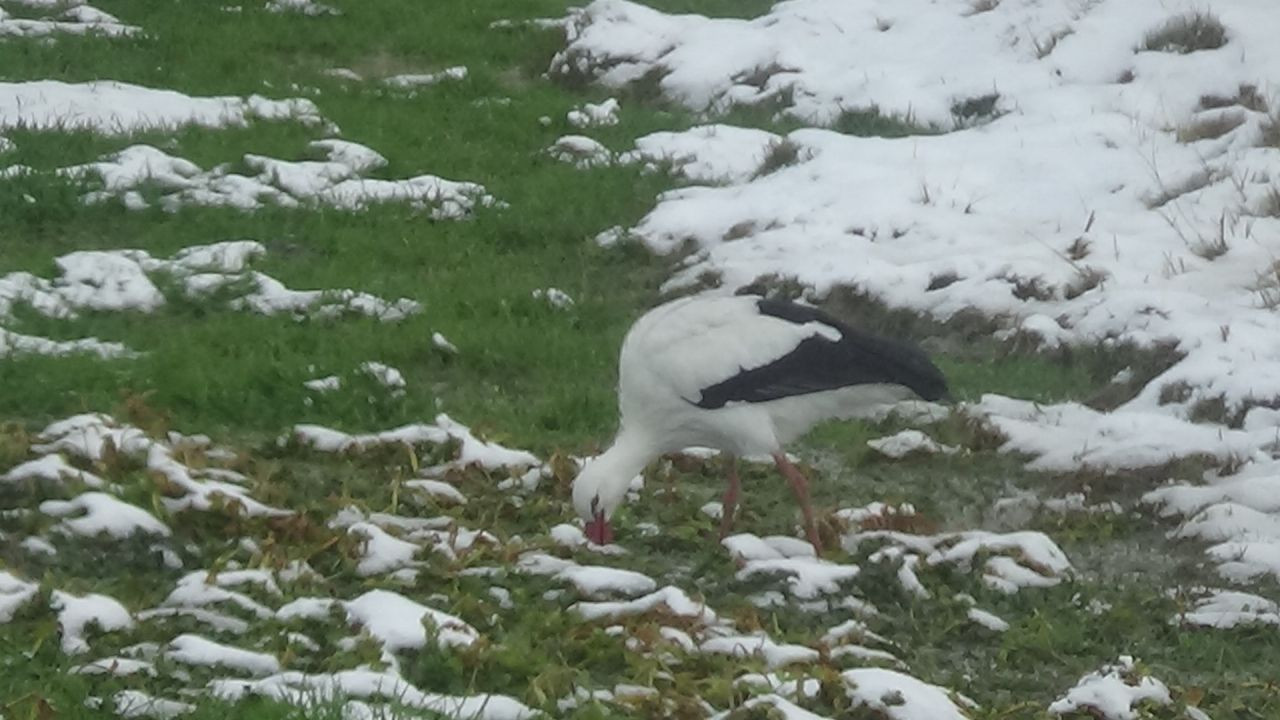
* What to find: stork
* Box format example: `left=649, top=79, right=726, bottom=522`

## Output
left=572, top=294, right=948, bottom=553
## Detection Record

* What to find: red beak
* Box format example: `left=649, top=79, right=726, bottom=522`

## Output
left=584, top=511, right=614, bottom=545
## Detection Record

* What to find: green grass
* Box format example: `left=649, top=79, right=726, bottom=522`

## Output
left=2, top=0, right=1276, bottom=719
left=3, top=419, right=1277, bottom=719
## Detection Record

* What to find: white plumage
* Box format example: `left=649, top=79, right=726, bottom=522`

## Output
left=573, top=294, right=948, bottom=552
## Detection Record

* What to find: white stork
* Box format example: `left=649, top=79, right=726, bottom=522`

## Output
left=572, top=294, right=949, bottom=553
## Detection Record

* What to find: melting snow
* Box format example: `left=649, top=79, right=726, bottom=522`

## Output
left=1177, top=589, right=1280, bottom=628
left=967, top=607, right=1010, bottom=633
left=0, top=80, right=323, bottom=133
left=304, top=375, right=342, bottom=393
left=2, top=453, right=106, bottom=488
left=0, top=3, right=138, bottom=36
left=405, top=479, right=468, bottom=504
left=40, top=491, right=171, bottom=538
left=0, top=571, right=39, bottom=622
left=52, top=590, right=134, bottom=654
left=567, top=98, right=620, bottom=128
left=431, top=331, right=459, bottom=354
left=549, top=135, right=613, bottom=168
left=554, top=1, right=1280, bottom=539
left=700, top=634, right=819, bottom=670
left=12, top=140, right=502, bottom=217
left=531, top=286, right=575, bottom=309
left=165, top=633, right=281, bottom=676
left=209, top=670, right=534, bottom=720
left=73, top=656, right=157, bottom=676
left=0, top=240, right=420, bottom=357
left=849, top=522, right=1072, bottom=596
left=30, top=413, right=288, bottom=516
left=1146, top=461, right=1280, bottom=582
left=572, top=585, right=723, bottom=625
left=292, top=414, right=540, bottom=473
left=344, top=589, right=479, bottom=651
left=844, top=668, right=973, bottom=720
left=358, top=361, right=406, bottom=393
left=517, top=551, right=656, bottom=598
left=1048, top=656, right=1172, bottom=720
left=384, top=66, right=468, bottom=88
left=112, top=691, right=194, bottom=720
left=867, top=430, right=959, bottom=459
left=726, top=533, right=859, bottom=599
left=265, top=0, right=338, bottom=15
left=347, top=522, right=420, bottom=576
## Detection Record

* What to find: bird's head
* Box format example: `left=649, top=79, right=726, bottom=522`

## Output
left=571, top=454, right=632, bottom=545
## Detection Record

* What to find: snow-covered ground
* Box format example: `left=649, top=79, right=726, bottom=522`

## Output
left=5, top=0, right=1280, bottom=716
left=0, top=2, right=138, bottom=37
left=0, top=81, right=325, bottom=133
left=3, top=411, right=1075, bottom=718
left=0, top=240, right=421, bottom=357
left=557, top=0, right=1280, bottom=590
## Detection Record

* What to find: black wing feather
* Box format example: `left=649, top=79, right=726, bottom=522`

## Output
left=693, top=298, right=948, bottom=409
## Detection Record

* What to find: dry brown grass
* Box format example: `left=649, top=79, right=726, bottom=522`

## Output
left=1145, top=168, right=1218, bottom=209
left=1198, top=84, right=1268, bottom=113
left=1262, top=114, right=1280, bottom=148
left=723, top=220, right=758, bottom=241
left=1064, top=266, right=1107, bottom=300
left=1034, top=28, right=1073, bottom=59
left=965, top=0, right=1000, bottom=16
left=753, top=138, right=804, bottom=177
left=1177, top=113, right=1246, bottom=143
left=1142, top=12, right=1227, bottom=54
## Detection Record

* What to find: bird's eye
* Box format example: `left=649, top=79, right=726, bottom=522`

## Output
left=590, top=496, right=600, bottom=513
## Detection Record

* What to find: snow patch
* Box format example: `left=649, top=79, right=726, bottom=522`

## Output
left=1049, top=656, right=1172, bottom=720
left=532, top=287, right=575, bottom=309
left=0, top=3, right=138, bottom=37
left=0, top=80, right=323, bottom=133
left=0, top=241, right=420, bottom=358
left=40, top=492, right=171, bottom=538
left=867, top=430, right=959, bottom=459
left=32, top=413, right=288, bottom=517
left=0, top=571, right=38, bottom=622
left=567, top=98, right=620, bottom=128
left=52, top=589, right=134, bottom=654
left=384, top=66, right=468, bottom=88
left=165, top=634, right=281, bottom=676
left=19, top=140, right=500, bottom=217
left=266, top=0, right=338, bottom=15
left=548, top=135, right=613, bottom=169
left=292, top=414, right=540, bottom=473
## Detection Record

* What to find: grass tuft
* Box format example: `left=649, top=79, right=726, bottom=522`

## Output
left=732, top=62, right=796, bottom=90
left=1145, top=168, right=1218, bottom=209
left=1188, top=213, right=1231, bottom=260
left=1141, top=12, right=1228, bottom=54
left=1066, top=236, right=1091, bottom=261
left=950, top=93, right=1001, bottom=126
left=965, top=0, right=1000, bottom=16
left=723, top=220, right=759, bottom=241
left=1176, top=113, right=1246, bottom=143
left=753, top=138, right=804, bottom=177
left=830, top=107, right=934, bottom=138
left=1064, top=266, right=1107, bottom=300
left=1259, top=187, right=1280, bottom=218
left=1198, top=84, right=1268, bottom=113
left=926, top=272, right=960, bottom=291
left=1033, top=28, right=1073, bottom=59
left=1261, top=114, right=1280, bottom=148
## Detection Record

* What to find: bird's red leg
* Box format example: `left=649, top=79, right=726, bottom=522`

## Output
left=718, top=455, right=741, bottom=540
left=772, top=451, right=823, bottom=555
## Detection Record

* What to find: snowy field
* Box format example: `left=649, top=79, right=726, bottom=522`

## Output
left=3, top=0, right=1280, bottom=718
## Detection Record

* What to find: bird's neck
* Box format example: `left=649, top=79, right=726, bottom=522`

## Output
left=588, top=428, right=657, bottom=512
